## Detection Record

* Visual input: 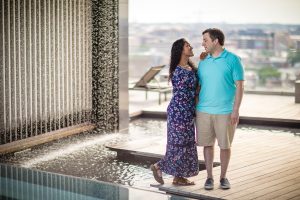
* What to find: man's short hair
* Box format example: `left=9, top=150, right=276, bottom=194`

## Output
left=202, top=28, right=225, bottom=46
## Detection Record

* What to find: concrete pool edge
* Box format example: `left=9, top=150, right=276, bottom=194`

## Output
left=132, top=111, right=300, bottom=129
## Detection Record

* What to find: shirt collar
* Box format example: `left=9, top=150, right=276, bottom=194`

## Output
left=207, top=48, right=228, bottom=59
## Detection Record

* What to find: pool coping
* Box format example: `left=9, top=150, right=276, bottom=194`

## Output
left=130, top=110, right=300, bottom=129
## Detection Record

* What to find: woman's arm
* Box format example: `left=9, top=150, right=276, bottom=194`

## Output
left=195, top=84, right=201, bottom=105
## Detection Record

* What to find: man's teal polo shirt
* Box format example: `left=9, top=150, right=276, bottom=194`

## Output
left=196, top=49, right=244, bottom=114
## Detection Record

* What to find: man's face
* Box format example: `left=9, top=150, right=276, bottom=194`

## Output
left=202, top=33, right=216, bottom=54
left=182, top=41, right=194, bottom=57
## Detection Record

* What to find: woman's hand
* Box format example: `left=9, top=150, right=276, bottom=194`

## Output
left=199, top=52, right=208, bottom=60
left=195, top=96, right=199, bottom=105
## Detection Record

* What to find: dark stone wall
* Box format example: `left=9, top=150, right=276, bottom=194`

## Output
left=91, top=0, right=119, bottom=132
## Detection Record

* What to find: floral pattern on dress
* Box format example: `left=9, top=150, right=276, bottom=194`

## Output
left=157, top=66, right=199, bottom=177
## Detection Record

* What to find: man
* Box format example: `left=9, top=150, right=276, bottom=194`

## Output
left=196, top=28, right=244, bottom=190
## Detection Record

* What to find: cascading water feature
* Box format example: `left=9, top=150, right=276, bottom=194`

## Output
left=0, top=0, right=93, bottom=144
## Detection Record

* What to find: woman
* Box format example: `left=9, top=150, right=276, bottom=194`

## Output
left=150, top=38, right=199, bottom=185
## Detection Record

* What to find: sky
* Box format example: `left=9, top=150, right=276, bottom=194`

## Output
left=129, top=0, right=300, bottom=24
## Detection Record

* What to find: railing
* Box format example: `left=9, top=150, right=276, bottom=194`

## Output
left=0, top=163, right=128, bottom=199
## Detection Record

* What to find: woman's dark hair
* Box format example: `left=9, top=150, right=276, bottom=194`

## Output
left=169, top=38, right=196, bottom=81
left=202, top=28, right=225, bottom=46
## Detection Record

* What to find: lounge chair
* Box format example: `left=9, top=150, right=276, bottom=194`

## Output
left=129, top=65, right=172, bottom=104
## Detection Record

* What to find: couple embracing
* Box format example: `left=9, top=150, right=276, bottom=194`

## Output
left=150, top=28, right=244, bottom=190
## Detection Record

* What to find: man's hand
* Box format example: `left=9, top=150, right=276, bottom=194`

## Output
left=231, top=81, right=244, bottom=126
left=231, top=109, right=239, bottom=125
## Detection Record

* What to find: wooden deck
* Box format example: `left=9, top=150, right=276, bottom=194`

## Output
left=106, top=128, right=300, bottom=200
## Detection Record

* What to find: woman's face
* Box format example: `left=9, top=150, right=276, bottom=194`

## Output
left=182, top=41, right=194, bottom=57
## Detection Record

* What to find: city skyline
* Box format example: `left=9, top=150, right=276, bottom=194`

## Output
left=129, top=0, right=300, bottom=24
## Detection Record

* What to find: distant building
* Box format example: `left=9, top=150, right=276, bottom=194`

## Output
left=290, top=35, right=300, bottom=50
left=233, top=29, right=274, bottom=50
left=273, top=32, right=291, bottom=53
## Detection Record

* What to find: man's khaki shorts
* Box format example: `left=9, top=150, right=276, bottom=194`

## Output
left=195, top=111, right=236, bottom=149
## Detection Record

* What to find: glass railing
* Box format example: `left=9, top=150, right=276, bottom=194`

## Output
left=0, top=163, right=187, bottom=200
left=0, top=163, right=128, bottom=200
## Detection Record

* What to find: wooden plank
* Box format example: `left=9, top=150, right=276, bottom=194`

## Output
left=0, top=123, right=95, bottom=155
left=231, top=147, right=297, bottom=165
left=228, top=159, right=300, bottom=182
left=156, top=165, right=300, bottom=200
left=154, top=158, right=298, bottom=192
left=223, top=172, right=300, bottom=199
left=201, top=163, right=300, bottom=198
left=286, top=191, right=300, bottom=200
left=180, top=159, right=300, bottom=194
left=175, top=150, right=300, bottom=194
left=229, top=149, right=300, bottom=171
left=155, top=182, right=225, bottom=200
left=274, top=188, right=300, bottom=200
left=253, top=182, right=300, bottom=200
left=106, top=136, right=162, bottom=150
left=158, top=168, right=300, bottom=198
left=230, top=153, right=296, bottom=169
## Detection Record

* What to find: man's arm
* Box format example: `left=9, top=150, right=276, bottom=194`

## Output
left=231, top=80, right=244, bottom=125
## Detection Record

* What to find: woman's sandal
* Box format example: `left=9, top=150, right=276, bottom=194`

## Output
left=150, top=164, right=164, bottom=184
left=172, top=177, right=195, bottom=186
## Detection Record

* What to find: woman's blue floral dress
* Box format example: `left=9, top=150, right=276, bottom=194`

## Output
left=157, top=66, right=199, bottom=177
